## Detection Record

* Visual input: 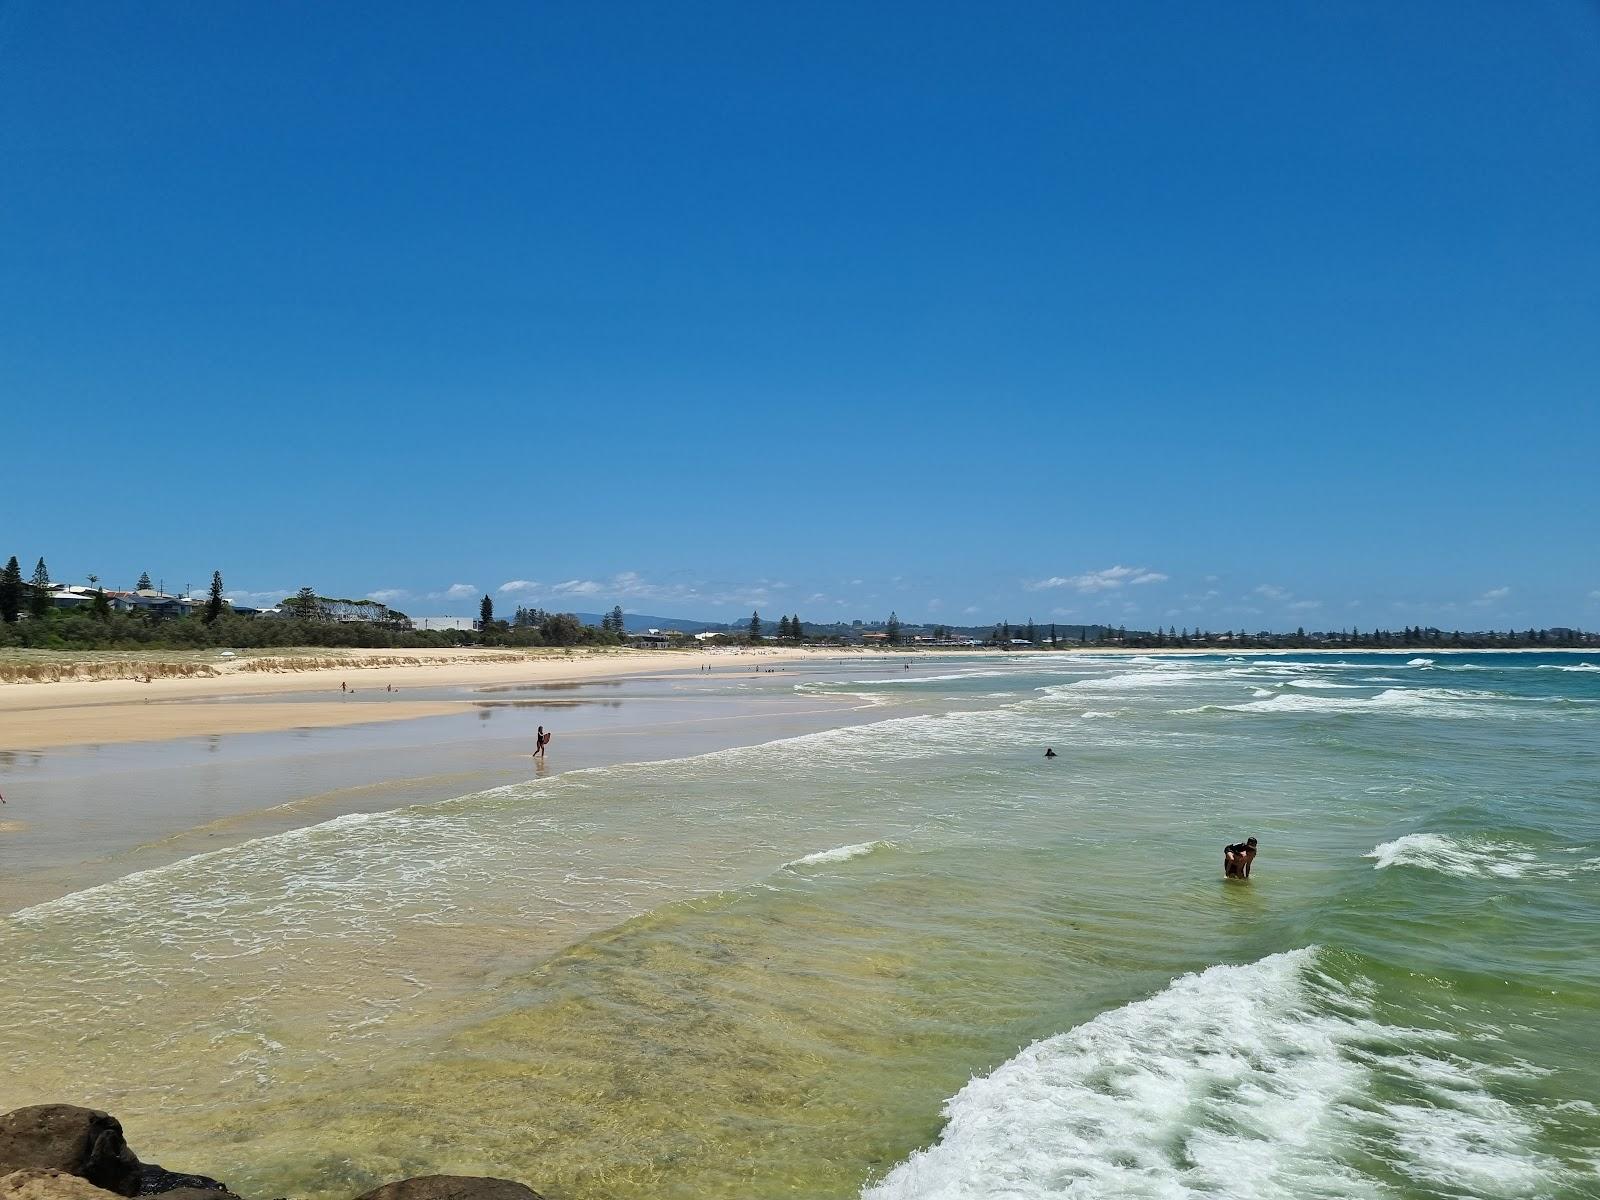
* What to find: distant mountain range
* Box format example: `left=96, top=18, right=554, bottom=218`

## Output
left=573, top=612, right=1109, bottom=640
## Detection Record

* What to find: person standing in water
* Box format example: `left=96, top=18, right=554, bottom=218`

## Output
left=1224, top=837, right=1258, bottom=879
left=534, top=725, right=550, bottom=758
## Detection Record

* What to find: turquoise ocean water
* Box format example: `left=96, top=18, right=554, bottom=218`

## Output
left=3, top=651, right=1598, bottom=1198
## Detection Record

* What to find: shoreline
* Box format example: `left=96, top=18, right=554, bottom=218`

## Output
left=1, top=643, right=1588, bottom=752
left=0, top=647, right=861, bottom=750
left=0, top=662, right=899, bottom=912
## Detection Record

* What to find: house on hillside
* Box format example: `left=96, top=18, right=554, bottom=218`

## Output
left=106, top=588, right=201, bottom=618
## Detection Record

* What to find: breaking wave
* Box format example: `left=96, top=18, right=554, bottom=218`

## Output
left=864, top=948, right=1561, bottom=1199
left=1365, top=833, right=1600, bottom=880
left=783, top=840, right=894, bottom=869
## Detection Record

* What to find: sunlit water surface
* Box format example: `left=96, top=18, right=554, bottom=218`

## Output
left=4, top=652, right=1598, bottom=1199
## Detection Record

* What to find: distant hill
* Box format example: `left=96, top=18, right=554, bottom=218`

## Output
left=572, top=612, right=733, bottom=634
left=571, top=611, right=1109, bottom=640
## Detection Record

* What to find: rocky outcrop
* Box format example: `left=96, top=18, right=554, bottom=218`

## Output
left=353, top=1178, right=545, bottom=1200
left=1, top=1168, right=127, bottom=1200
left=0, top=1109, right=141, bottom=1197
left=2, top=1109, right=550, bottom=1200
left=136, top=1166, right=231, bottom=1198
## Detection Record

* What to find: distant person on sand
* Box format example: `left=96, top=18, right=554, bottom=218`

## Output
left=1044, top=748, right=1057, bottom=758
left=1224, top=837, right=1258, bottom=879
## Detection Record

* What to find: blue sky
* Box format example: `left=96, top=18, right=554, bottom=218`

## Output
left=4, top=3, right=1597, bottom=630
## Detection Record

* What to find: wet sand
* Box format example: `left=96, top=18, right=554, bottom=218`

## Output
left=0, top=647, right=852, bottom=750
left=0, top=657, right=933, bottom=912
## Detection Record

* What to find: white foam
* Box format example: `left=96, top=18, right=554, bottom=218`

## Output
left=1182, top=687, right=1501, bottom=718
left=783, top=840, right=892, bottom=869
left=1540, top=662, right=1600, bottom=673
left=1065, top=670, right=1210, bottom=691
left=864, top=948, right=1558, bottom=1199
left=1406, top=657, right=1436, bottom=667
left=1365, top=833, right=1597, bottom=880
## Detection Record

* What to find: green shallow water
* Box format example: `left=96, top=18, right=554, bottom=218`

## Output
left=3, top=652, right=1598, bottom=1198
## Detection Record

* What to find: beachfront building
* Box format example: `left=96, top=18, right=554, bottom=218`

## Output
left=45, top=586, right=101, bottom=609
left=628, top=630, right=672, bottom=648
left=108, top=588, right=204, bottom=618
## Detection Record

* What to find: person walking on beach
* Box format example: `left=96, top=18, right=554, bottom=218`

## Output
left=534, top=725, right=551, bottom=759
left=1224, top=837, right=1258, bottom=879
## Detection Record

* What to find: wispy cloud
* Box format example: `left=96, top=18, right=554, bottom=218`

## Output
left=224, top=588, right=289, bottom=605
left=1027, top=565, right=1167, bottom=592
left=497, top=579, right=541, bottom=594
left=1474, top=586, right=1511, bottom=606
left=1254, top=584, right=1290, bottom=601
left=1288, top=599, right=1322, bottom=611
left=443, top=583, right=477, bottom=600
left=367, top=588, right=409, bottom=603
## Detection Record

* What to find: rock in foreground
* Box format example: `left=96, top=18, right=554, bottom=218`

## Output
left=1, top=1168, right=127, bottom=1200
left=0, top=1109, right=142, bottom=1198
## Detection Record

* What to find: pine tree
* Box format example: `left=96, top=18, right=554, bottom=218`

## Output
left=791, top=615, right=802, bottom=641
left=777, top=615, right=791, bottom=639
left=1025, top=618, right=1037, bottom=644
left=0, top=556, right=22, bottom=622
left=205, top=570, right=225, bottom=623
left=480, top=594, right=494, bottom=630
left=137, top=571, right=153, bottom=591
left=610, top=605, right=625, bottom=635
left=749, top=610, right=762, bottom=643
left=885, top=611, right=902, bottom=645
left=29, top=557, right=52, bottom=618
left=1050, top=623, right=1058, bottom=647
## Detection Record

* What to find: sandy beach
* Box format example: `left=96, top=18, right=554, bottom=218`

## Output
left=0, top=646, right=858, bottom=751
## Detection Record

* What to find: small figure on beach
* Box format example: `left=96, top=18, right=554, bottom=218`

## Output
left=533, top=725, right=551, bottom=758
left=1224, top=837, right=1258, bottom=880
left=341, top=681, right=347, bottom=693
left=1044, top=747, right=1057, bottom=759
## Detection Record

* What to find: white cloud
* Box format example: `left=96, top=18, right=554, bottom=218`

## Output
left=549, top=579, right=604, bottom=597
left=1288, top=599, right=1322, bottom=611
left=963, top=605, right=981, bottom=615
left=1254, top=584, right=1290, bottom=601
left=1474, top=586, right=1511, bottom=606
left=497, top=579, right=541, bottom=594
left=367, top=588, right=409, bottom=603
left=224, top=588, right=289, bottom=604
left=1028, top=565, right=1167, bottom=593
left=444, top=583, right=478, bottom=600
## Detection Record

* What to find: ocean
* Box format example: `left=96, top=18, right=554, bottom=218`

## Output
left=3, top=651, right=1598, bottom=1199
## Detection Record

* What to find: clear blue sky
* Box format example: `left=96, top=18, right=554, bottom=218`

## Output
left=4, top=3, right=1597, bottom=630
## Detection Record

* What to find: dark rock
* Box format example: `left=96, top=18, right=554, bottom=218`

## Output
left=352, top=1177, right=544, bottom=1200
left=0, top=1109, right=142, bottom=1197
left=137, top=1167, right=229, bottom=1197
left=149, top=1189, right=242, bottom=1200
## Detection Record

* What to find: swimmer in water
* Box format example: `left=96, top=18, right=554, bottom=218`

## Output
left=1223, top=836, right=1258, bottom=879
left=1044, top=748, right=1057, bottom=758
